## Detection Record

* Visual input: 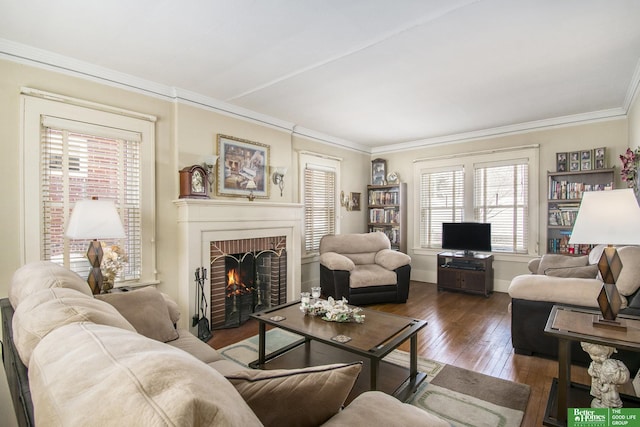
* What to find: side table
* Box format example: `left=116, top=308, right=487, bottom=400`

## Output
left=543, top=305, right=640, bottom=427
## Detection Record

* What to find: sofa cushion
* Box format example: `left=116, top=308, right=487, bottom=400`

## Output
left=96, top=287, right=179, bottom=343
left=226, top=362, right=362, bottom=427
left=9, top=261, right=92, bottom=309
left=536, top=254, right=588, bottom=275
left=320, top=232, right=390, bottom=255
left=544, top=264, right=599, bottom=279
left=319, top=252, right=355, bottom=271
left=349, top=264, right=397, bottom=288
left=322, top=390, right=449, bottom=427
left=508, top=274, right=627, bottom=308
left=29, top=323, right=262, bottom=427
left=166, top=328, right=224, bottom=364
left=614, top=246, right=640, bottom=296
left=12, top=287, right=135, bottom=366
left=375, top=249, right=411, bottom=270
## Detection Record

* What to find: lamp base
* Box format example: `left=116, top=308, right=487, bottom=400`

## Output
left=86, top=240, right=104, bottom=295
left=592, top=315, right=627, bottom=331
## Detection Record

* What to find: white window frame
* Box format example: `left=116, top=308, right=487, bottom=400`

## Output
left=298, top=152, right=341, bottom=256
left=413, top=146, right=539, bottom=256
left=20, top=89, right=158, bottom=286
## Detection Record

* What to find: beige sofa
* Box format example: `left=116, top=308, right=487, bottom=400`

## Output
left=507, top=246, right=640, bottom=372
left=2, top=261, right=447, bottom=426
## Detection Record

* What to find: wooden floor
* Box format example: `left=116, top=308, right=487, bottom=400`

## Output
left=210, top=281, right=591, bottom=427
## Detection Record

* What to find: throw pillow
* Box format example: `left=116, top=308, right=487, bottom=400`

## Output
left=613, top=246, right=640, bottom=296
left=544, top=264, right=599, bottom=279
left=536, top=254, right=588, bottom=275
left=226, top=362, right=362, bottom=427
left=96, top=287, right=179, bottom=342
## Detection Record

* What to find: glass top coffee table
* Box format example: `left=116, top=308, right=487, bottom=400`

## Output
left=249, top=300, right=428, bottom=402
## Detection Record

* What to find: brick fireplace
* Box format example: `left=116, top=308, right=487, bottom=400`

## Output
left=174, top=199, right=303, bottom=333
left=210, top=236, right=287, bottom=328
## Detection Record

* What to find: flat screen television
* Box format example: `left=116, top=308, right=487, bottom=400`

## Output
left=442, top=222, right=491, bottom=255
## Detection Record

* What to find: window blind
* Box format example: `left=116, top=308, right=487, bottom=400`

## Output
left=419, top=167, right=464, bottom=248
left=41, top=121, right=142, bottom=282
left=474, top=162, right=528, bottom=253
left=303, top=167, right=336, bottom=253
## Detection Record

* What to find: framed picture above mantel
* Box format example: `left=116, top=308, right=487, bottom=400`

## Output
left=216, top=134, right=270, bottom=199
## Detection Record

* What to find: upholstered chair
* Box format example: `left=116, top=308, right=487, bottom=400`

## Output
left=319, top=232, right=411, bottom=305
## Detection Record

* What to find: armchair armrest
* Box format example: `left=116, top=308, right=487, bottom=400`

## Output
left=527, top=258, right=540, bottom=274
left=375, top=249, right=411, bottom=271
left=320, top=252, right=355, bottom=271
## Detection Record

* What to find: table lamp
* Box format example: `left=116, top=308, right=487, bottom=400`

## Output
left=66, top=198, right=126, bottom=294
left=569, top=188, right=640, bottom=329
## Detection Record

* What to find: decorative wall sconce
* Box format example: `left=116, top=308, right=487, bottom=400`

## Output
left=340, top=191, right=352, bottom=211
left=202, top=155, right=219, bottom=194
left=272, top=167, right=287, bottom=197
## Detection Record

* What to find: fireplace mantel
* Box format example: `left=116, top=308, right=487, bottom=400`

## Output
left=173, top=199, right=304, bottom=331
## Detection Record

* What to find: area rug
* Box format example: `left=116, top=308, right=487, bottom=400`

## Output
left=218, top=329, right=530, bottom=427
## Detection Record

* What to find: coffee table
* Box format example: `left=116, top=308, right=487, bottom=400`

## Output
left=249, top=300, right=428, bottom=402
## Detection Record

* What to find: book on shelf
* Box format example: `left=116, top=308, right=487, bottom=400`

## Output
left=548, top=179, right=613, bottom=200
left=368, top=190, right=399, bottom=206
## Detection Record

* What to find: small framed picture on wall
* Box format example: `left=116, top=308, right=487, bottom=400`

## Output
left=556, top=152, right=567, bottom=172
left=569, top=152, right=580, bottom=172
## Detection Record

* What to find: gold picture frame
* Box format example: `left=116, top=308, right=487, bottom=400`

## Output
left=216, top=134, right=270, bottom=198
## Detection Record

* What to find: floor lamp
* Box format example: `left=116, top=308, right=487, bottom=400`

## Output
left=569, top=188, right=640, bottom=329
left=66, top=198, right=126, bottom=295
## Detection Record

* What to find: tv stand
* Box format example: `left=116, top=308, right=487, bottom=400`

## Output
left=437, top=251, right=493, bottom=297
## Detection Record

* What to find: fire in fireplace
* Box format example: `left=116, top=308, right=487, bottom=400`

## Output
left=210, top=237, right=287, bottom=328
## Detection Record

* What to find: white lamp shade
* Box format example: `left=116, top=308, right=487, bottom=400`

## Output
left=569, top=189, right=640, bottom=245
left=245, top=179, right=257, bottom=190
left=66, top=199, right=126, bottom=240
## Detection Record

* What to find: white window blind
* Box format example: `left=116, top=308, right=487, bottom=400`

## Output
left=303, top=166, right=336, bottom=253
left=41, top=118, right=142, bottom=282
left=419, top=167, right=464, bottom=248
left=474, top=161, right=529, bottom=253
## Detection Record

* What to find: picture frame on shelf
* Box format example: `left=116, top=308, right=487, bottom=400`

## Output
left=371, top=158, right=387, bottom=185
left=580, top=149, right=592, bottom=171
left=570, top=152, right=580, bottom=172
left=350, top=192, right=361, bottom=211
left=594, top=147, right=606, bottom=169
left=216, top=134, right=269, bottom=198
left=556, top=152, right=567, bottom=172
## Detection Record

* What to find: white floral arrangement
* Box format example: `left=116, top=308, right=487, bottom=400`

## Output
left=100, top=243, right=128, bottom=291
left=301, top=296, right=365, bottom=323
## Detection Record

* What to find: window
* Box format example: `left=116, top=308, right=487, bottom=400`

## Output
left=414, top=146, right=538, bottom=254
left=419, top=168, right=464, bottom=248
left=299, top=153, right=340, bottom=254
left=474, top=161, right=529, bottom=253
left=41, top=120, right=141, bottom=281
left=21, top=90, right=157, bottom=285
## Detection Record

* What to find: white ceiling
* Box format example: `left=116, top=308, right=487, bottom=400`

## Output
left=1, top=0, right=640, bottom=152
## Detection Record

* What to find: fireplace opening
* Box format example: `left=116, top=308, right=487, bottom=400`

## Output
left=210, top=237, right=287, bottom=329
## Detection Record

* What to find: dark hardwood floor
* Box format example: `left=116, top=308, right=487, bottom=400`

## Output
left=210, top=281, right=591, bottom=427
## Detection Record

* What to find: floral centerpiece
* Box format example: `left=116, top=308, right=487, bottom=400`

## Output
left=100, top=243, right=128, bottom=292
left=301, top=296, right=365, bottom=323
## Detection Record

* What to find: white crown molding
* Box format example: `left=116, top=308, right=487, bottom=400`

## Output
left=371, top=108, right=627, bottom=155
left=292, top=126, right=371, bottom=154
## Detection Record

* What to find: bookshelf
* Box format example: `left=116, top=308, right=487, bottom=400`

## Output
left=547, top=168, right=615, bottom=254
left=367, top=183, right=407, bottom=253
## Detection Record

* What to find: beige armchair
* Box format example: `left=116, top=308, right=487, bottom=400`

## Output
left=319, top=232, right=411, bottom=305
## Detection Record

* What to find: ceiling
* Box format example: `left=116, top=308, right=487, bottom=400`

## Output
left=1, top=0, right=640, bottom=153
